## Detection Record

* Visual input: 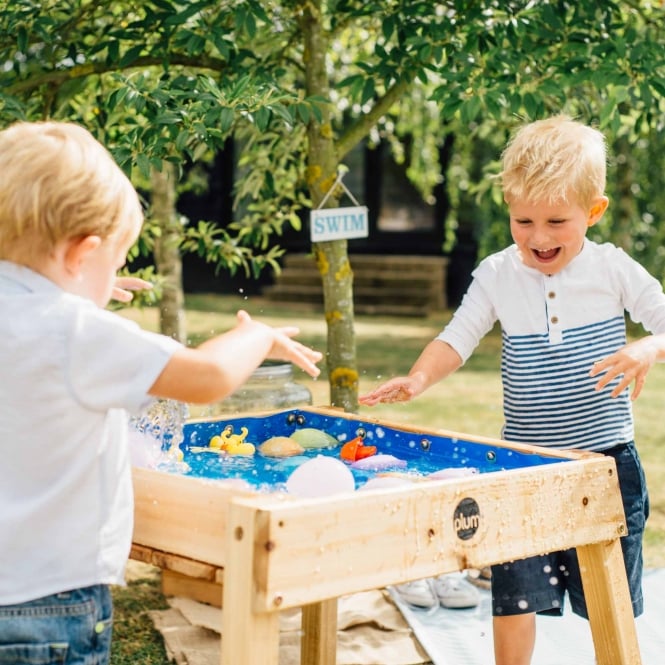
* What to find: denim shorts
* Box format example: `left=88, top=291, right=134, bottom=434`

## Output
left=491, top=441, right=649, bottom=619
left=0, top=585, right=113, bottom=665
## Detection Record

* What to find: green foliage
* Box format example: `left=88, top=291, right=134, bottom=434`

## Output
left=0, top=0, right=308, bottom=280
left=0, top=0, right=664, bottom=281
left=179, top=219, right=286, bottom=279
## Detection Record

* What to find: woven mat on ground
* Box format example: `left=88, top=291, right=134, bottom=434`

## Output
left=390, top=568, right=665, bottom=665
left=149, top=590, right=430, bottom=665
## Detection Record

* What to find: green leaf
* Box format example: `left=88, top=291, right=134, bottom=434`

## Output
left=244, top=10, right=257, bottom=38
left=213, top=34, right=231, bottom=59
left=382, top=15, right=395, bottom=41
left=484, top=94, right=503, bottom=119
left=460, top=94, right=481, bottom=124
left=164, top=2, right=206, bottom=26
left=598, top=99, right=615, bottom=128
left=613, top=86, right=629, bottom=104
left=154, top=111, right=182, bottom=125
left=17, top=25, right=27, bottom=53
left=219, top=106, right=234, bottom=133
left=651, top=80, right=665, bottom=98
left=361, top=78, right=375, bottom=105
left=337, top=74, right=363, bottom=89
left=119, top=44, right=144, bottom=68
left=106, top=40, right=120, bottom=65
left=175, top=130, right=189, bottom=152
left=106, top=87, right=128, bottom=112
left=296, top=103, right=310, bottom=124
left=269, top=103, right=294, bottom=123
left=192, top=141, right=209, bottom=161
left=254, top=105, right=271, bottom=131
left=185, top=33, right=206, bottom=55
left=136, top=152, right=152, bottom=179
left=308, top=101, right=323, bottom=123
left=523, top=92, right=538, bottom=121
left=245, top=0, right=270, bottom=23
left=639, top=83, right=652, bottom=107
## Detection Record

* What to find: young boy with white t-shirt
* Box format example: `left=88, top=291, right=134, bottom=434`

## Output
left=0, top=121, right=322, bottom=665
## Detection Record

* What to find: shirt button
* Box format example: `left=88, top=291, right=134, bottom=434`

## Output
left=95, top=621, right=106, bottom=634
left=551, top=316, right=559, bottom=324
left=548, top=291, right=556, bottom=299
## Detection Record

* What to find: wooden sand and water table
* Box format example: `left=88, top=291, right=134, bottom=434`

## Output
left=130, top=406, right=641, bottom=665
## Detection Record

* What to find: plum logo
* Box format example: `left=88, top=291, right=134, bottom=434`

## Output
left=454, top=497, right=480, bottom=540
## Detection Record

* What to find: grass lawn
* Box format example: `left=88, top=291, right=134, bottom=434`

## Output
left=112, top=293, right=665, bottom=664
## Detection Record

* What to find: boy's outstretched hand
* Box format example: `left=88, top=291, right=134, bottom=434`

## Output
left=590, top=335, right=665, bottom=400
left=359, top=376, right=419, bottom=406
left=112, top=276, right=153, bottom=302
left=236, top=310, right=323, bottom=379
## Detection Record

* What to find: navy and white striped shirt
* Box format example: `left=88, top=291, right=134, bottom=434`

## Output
left=437, top=240, right=665, bottom=451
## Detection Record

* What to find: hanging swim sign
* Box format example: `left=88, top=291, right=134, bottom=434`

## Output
left=310, top=169, right=368, bottom=242
left=310, top=205, right=368, bottom=242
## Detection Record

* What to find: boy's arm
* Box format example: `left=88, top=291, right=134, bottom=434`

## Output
left=590, top=333, right=665, bottom=400
left=597, top=248, right=665, bottom=400
left=148, top=310, right=322, bottom=404
left=359, top=339, right=462, bottom=405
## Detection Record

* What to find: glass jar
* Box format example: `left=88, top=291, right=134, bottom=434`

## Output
left=211, top=361, right=313, bottom=415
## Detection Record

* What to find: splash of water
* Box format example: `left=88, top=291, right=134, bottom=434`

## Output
left=129, top=399, right=190, bottom=473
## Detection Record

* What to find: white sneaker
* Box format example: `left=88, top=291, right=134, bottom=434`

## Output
left=392, top=579, right=438, bottom=609
left=431, top=573, right=480, bottom=609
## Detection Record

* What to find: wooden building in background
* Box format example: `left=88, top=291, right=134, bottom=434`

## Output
left=178, top=139, right=478, bottom=316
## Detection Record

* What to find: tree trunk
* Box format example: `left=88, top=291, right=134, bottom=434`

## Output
left=302, top=0, right=358, bottom=412
left=151, top=163, right=186, bottom=343
left=611, top=136, right=636, bottom=252
left=301, top=0, right=359, bottom=412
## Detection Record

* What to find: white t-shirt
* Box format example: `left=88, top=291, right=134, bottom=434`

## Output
left=0, top=261, right=182, bottom=604
left=437, top=240, right=665, bottom=451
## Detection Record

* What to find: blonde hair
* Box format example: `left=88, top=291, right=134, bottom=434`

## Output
left=0, top=121, right=142, bottom=262
left=499, top=115, right=607, bottom=210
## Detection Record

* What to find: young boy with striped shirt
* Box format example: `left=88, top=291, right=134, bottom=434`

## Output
left=360, top=114, right=665, bottom=665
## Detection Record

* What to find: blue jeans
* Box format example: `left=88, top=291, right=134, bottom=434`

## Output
left=491, top=441, right=649, bottom=619
left=0, top=585, right=113, bottom=665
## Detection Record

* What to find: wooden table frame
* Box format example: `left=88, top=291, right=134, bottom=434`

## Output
left=131, top=408, right=642, bottom=665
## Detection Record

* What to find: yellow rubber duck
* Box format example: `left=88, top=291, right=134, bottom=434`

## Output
left=219, top=426, right=256, bottom=456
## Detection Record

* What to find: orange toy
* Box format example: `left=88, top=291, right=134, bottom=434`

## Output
left=340, top=435, right=377, bottom=462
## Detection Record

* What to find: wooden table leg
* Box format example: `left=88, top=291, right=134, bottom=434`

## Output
left=301, top=598, right=338, bottom=665
left=577, top=539, right=642, bottom=665
left=221, top=505, right=280, bottom=665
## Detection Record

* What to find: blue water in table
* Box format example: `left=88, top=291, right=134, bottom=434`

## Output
left=177, top=409, right=566, bottom=492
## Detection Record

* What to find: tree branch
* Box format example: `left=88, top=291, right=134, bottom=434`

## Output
left=335, top=75, right=412, bottom=160
left=5, top=54, right=229, bottom=95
